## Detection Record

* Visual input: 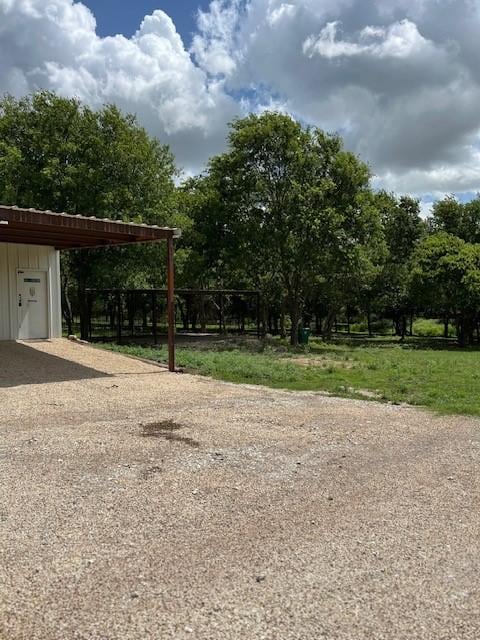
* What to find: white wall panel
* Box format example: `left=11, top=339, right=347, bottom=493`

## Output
left=0, top=243, right=62, bottom=340
left=0, top=243, right=9, bottom=339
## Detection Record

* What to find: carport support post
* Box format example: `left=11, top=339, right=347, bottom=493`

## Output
left=167, top=235, right=176, bottom=372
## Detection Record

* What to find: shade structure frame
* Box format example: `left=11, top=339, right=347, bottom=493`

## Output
left=0, top=205, right=181, bottom=250
left=0, top=204, right=180, bottom=371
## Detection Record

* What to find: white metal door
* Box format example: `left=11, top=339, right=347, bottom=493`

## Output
left=17, top=270, right=48, bottom=340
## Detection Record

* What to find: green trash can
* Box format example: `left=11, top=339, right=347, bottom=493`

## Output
left=298, top=326, right=311, bottom=345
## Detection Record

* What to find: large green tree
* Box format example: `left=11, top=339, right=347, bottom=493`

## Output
left=0, top=91, right=179, bottom=335
left=376, top=193, right=425, bottom=337
left=411, top=233, right=480, bottom=345
left=432, top=194, right=480, bottom=243
left=195, top=112, right=380, bottom=344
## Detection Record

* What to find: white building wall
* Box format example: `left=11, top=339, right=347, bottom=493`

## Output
left=0, top=243, right=62, bottom=340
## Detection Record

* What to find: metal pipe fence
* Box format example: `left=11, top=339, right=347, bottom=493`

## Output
left=71, top=289, right=262, bottom=343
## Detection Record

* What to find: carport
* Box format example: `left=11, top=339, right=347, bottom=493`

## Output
left=0, top=205, right=181, bottom=371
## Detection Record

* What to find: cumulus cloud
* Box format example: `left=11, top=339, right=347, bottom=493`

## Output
left=191, top=0, right=241, bottom=76
left=1, top=0, right=480, bottom=198
left=0, top=0, right=238, bottom=172
left=194, top=0, right=480, bottom=197
left=303, top=20, right=432, bottom=60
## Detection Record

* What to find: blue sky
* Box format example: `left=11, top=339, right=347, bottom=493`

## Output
left=82, top=0, right=209, bottom=42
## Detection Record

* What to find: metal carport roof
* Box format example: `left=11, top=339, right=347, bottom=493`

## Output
left=0, top=204, right=180, bottom=371
left=0, top=205, right=181, bottom=250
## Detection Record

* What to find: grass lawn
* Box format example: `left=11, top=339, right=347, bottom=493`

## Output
left=98, top=336, right=480, bottom=416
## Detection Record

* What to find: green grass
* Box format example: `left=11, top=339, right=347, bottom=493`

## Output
left=413, top=318, right=457, bottom=338
left=99, top=336, right=480, bottom=417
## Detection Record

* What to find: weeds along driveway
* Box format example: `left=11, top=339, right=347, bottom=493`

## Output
left=1, top=339, right=480, bottom=640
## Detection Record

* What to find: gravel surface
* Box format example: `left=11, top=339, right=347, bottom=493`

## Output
left=1, top=339, right=479, bottom=640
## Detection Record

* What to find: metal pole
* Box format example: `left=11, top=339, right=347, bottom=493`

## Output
left=167, top=236, right=175, bottom=372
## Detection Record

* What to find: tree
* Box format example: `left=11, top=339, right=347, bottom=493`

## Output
left=410, top=233, right=480, bottom=345
left=200, top=112, right=379, bottom=344
left=0, top=91, right=178, bottom=336
left=431, top=196, right=464, bottom=237
left=376, top=193, right=424, bottom=337
left=432, top=194, right=480, bottom=243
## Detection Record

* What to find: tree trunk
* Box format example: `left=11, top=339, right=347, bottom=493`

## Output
left=322, top=310, right=337, bottom=340
left=267, top=313, right=273, bottom=335
left=262, top=304, right=268, bottom=337
left=191, top=310, right=197, bottom=331
left=127, top=293, right=135, bottom=337
left=366, top=302, right=372, bottom=337
left=394, top=315, right=401, bottom=337
left=399, top=315, right=407, bottom=341
left=200, top=296, right=206, bottom=332
left=443, top=314, right=449, bottom=339
left=61, top=279, right=73, bottom=335
left=272, top=314, right=278, bottom=335
left=289, top=302, right=301, bottom=346
left=178, top=299, right=188, bottom=331
left=280, top=308, right=287, bottom=339
left=79, top=287, right=89, bottom=340
left=457, top=315, right=475, bottom=347
left=219, top=293, right=225, bottom=335
left=109, top=303, right=115, bottom=332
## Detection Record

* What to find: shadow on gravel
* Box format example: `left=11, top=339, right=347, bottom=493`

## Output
left=140, top=420, right=200, bottom=448
left=0, top=341, right=110, bottom=387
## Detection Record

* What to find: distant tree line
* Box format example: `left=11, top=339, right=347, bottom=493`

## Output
left=1, top=92, right=480, bottom=346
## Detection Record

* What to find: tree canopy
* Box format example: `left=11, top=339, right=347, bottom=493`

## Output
left=185, top=112, right=382, bottom=343
left=1, top=91, right=479, bottom=347
left=0, top=91, right=182, bottom=333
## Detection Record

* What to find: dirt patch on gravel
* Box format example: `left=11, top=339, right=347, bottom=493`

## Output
left=140, top=420, right=200, bottom=448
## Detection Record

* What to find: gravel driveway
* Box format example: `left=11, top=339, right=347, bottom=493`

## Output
left=1, top=339, right=479, bottom=639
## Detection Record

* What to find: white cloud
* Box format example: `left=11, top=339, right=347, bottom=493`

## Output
left=199, top=0, right=480, bottom=198
left=0, top=0, right=238, bottom=172
left=377, top=148, right=480, bottom=195
left=267, top=3, right=297, bottom=26
left=1, top=0, right=480, bottom=199
left=303, top=20, right=432, bottom=60
left=191, top=0, right=240, bottom=76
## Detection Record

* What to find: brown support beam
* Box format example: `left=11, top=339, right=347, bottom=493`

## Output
left=167, top=236, right=176, bottom=372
